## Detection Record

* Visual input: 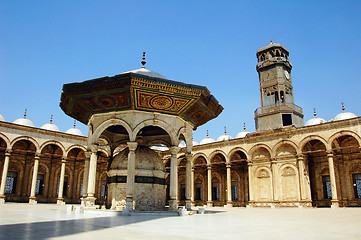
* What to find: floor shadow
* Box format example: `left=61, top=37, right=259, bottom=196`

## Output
left=0, top=214, right=175, bottom=240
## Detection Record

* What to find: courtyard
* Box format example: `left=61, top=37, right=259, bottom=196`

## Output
left=0, top=203, right=360, bottom=239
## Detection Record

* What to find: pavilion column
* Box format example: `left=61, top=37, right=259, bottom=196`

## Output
left=57, top=158, right=67, bottom=204
left=0, top=150, right=12, bottom=204
left=185, top=152, right=192, bottom=210
left=226, top=163, right=232, bottom=207
left=125, top=142, right=138, bottom=211
left=169, top=146, right=180, bottom=211
left=80, top=151, right=90, bottom=206
left=191, top=167, right=195, bottom=205
left=29, top=154, right=40, bottom=204
left=327, top=152, right=339, bottom=207
left=207, top=165, right=213, bottom=207
left=85, top=146, right=98, bottom=208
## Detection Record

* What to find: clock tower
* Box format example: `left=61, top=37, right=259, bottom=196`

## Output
left=254, top=42, right=304, bottom=131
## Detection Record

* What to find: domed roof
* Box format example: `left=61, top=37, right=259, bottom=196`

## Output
left=178, top=140, right=199, bottom=148
left=0, top=114, right=5, bottom=122
left=65, top=121, right=83, bottom=136
left=305, top=109, right=327, bottom=126
left=13, top=109, right=35, bottom=127
left=200, top=130, right=216, bottom=145
left=217, top=127, right=233, bottom=141
left=193, top=141, right=199, bottom=146
left=236, top=123, right=250, bottom=138
left=334, top=103, right=357, bottom=121
left=41, top=115, right=60, bottom=132
left=123, top=52, right=167, bottom=79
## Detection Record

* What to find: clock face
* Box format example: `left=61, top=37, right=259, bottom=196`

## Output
left=284, top=70, right=290, bottom=80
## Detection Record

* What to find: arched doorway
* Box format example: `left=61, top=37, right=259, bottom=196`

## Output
left=230, top=150, right=248, bottom=206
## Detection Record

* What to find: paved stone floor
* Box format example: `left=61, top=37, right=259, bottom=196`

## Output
left=0, top=203, right=361, bottom=239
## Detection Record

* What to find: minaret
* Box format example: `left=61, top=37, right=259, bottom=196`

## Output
left=254, top=42, right=304, bottom=131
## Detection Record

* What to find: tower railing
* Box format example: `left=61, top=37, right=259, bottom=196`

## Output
left=254, top=102, right=303, bottom=116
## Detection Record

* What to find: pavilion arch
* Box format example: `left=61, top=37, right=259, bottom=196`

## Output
left=133, top=119, right=178, bottom=146
left=27, top=162, right=50, bottom=194
left=209, top=150, right=227, bottom=164
left=0, top=132, right=10, bottom=149
left=228, top=147, right=249, bottom=161
left=97, top=148, right=110, bottom=158
left=211, top=171, right=222, bottom=182
left=329, top=130, right=361, bottom=149
left=177, top=128, right=192, bottom=152
left=273, top=140, right=300, bottom=156
left=10, top=136, right=39, bottom=152
left=66, top=145, right=87, bottom=157
left=40, top=141, right=66, bottom=157
left=299, top=135, right=330, bottom=153
left=90, top=118, right=133, bottom=144
left=192, top=153, right=209, bottom=165
left=348, top=162, right=361, bottom=174
left=249, top=144, right=272, bottom=160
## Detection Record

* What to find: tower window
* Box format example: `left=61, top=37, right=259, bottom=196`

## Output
left=282, top=114, right=292, bottom=126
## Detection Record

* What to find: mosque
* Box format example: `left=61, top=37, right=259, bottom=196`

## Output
left=0, top=42, right=360, bottom=210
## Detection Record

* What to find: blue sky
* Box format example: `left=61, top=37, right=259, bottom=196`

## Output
left=1, top=1, right=361, bottom=143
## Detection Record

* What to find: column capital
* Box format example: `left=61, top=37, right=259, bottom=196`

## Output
left=169, top=146, right=180, bottom=155
left=34, top=154, right=41, bottom=159
left=127, top=142, right=138, bottom=151
left=185, top=152, right=193, bottom=159
left=61, top=158, right=67, bottom=163
left=326, top=151, right=334, bottom=157
left=247, top=159, right=253, bottom=164
left=89, top=145, right=98, bottom=154
left=207, top=165, right=212, bottom=170
left=296, top=154, right=304, bottom=161
left=5, top=149, right=12, bottom=157
left=226, top=163, right=231, bottom=168
left=85, top=151, right=92, bottom=159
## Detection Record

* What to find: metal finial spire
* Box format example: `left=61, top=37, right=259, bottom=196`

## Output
left=341, top=102, right=345, bottom=112
left=50, top=115, right=53, bottom=124
left=224, top=126, right=227, bottom=134
left=270, top=39, right=273, bottom=44
left=243, top=122, right=246, bottom=131
left=141, top=52, right=146, bottom=68
left=23, top=108, right=27, bottom=119
left=73, top=120, right=77, bottom=128
left=206, top=130, right=209, bottom=138
left=313, top=108, right=317, bottom=118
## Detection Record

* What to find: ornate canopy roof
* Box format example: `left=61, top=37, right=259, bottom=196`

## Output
left=60, top=71, right=223, bottom=129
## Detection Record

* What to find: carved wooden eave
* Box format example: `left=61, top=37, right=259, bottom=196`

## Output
left=60, top=72, right=223, bottom=129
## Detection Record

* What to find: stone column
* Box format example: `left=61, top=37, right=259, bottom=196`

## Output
left=169, top=146, right=180, bottom=211
left=270, top=158, right=277, bottom=201
left=207, top=165, right=212, bottom=207
left=297, top=154, right=311, bottom=205
left=327, top=152, right=339, bottom=207
left=57, top=158, right=67, bottom=204
left=185, top=152, right=192, bottom=210
left=29, top=154, right=40, bottom=204
left=0, top=150, right=11, bottom=204
left=81, top=151, right=90, bottom=206
left=191, top=167, right=195, bottom=205
left=247, top=160, right=254, bottom=205
left=85, top=146, right=98, bottom=208
left=226, top=163, right=232, bottom=207
left=125, top=142, right=138, bottom=211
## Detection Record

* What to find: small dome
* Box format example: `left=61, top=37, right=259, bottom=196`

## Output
left=65, top=120, right=83, bottom=136
left=0, top=114, right=5, bottom=122
left=41, top=115, right=60, bottom=132
left=334, top=103, right=357, bottom=121
left=13, top=109, right=34, bottom=127
left=150, top=144, right=169, bottom=152
left=217, top=127, right=233, bottom=141
left=178, top=142, right=186, bottom=148
left=305, top=109, right=327, bottom=126
left=123, top=52, right=167, bottom=79
left=193, top=141, right=199, bottom=146
left=200, top=130, right=216, bottom=145
left=236, top=123, right=250, bottom=138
